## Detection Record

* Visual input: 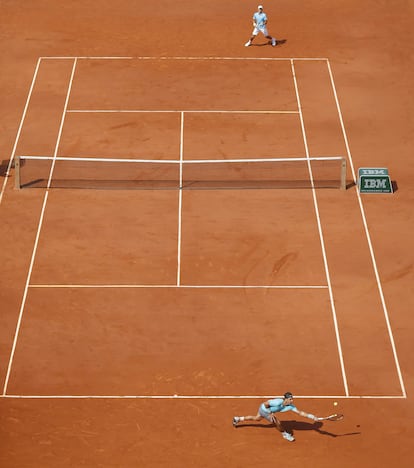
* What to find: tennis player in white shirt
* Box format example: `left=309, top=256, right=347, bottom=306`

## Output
left=245, top=5, right=277, bottom=47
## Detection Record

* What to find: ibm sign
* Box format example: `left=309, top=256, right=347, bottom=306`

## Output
left=358, top=168, right=393, bottom=194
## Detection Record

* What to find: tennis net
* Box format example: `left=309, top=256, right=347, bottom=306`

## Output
left=15, top=156, right=347, bottom=190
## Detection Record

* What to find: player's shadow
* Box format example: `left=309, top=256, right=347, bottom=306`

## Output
left=284, top=420, right=360, bottom=438
left=251, top=39, right=287, bottom=47
left=235, top=420, right=361, bottom=438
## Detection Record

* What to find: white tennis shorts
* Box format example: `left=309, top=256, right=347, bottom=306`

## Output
left=252, top=25, right=268, bottom=36
left=259, top=404, right=274, bottom=422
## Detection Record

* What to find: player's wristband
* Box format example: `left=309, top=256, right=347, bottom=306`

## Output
left=307, top=413, right=316, bottom=420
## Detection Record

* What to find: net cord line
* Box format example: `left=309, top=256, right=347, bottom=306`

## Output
left=15, top=155, right=347, bottom=190
left=17, top=155, right=345, bottom=164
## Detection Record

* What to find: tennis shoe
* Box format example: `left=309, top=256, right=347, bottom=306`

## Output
left=272, top=39, right=277, bottom=47
left=233, top=417, right=240, bottom=426
left=244, top=41, right=251, bottom=47
left=282, top=431, right=295, bottom=442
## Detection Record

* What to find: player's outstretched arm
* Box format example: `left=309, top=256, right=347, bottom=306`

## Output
left=297, top=409, right=318, bottom=421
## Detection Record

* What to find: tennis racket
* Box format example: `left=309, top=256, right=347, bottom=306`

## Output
left=316, top=413, right=344, bottom=422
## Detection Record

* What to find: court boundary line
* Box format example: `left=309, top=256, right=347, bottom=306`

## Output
left=0, top=394, right=406, bottom=400
left=0, top=58, right=42, bottom=205
left=40, top=56, right=329, bottom=61
left=27, top=284, right=329, bottom=289
left=291, top=59, right=349, bottom=396
left=1, top=56, right=405, bottom=399
left=2, top=59, right=78, bottom=396
left=325, top=61, right=407, bottom=398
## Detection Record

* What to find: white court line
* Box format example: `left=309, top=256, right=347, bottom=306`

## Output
left=41, top=56, right=136, bottom=60
left=0, top=394, right=406, bottom=400
left=66, top=109, right=299, bottom=114
left=0, top=58, right=42, bottom=205
left=5, top=56, right=404, bottom=400
left=40, top=56, right=329, bottom=61
left=326, top=60, right=407, bottom=398
left=28, top=284, right=328, bottom=289
left=2, top=59, right=78, bottom=396
left=176, top=111, right=184, bottom=286
left=291, top=59, right=349, bottom=397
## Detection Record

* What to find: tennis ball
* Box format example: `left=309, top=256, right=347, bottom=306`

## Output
left=333, top=401, right=338, bottom=406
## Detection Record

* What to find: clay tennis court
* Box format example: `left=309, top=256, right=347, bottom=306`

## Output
left=1, top=2, right=413, bottom=467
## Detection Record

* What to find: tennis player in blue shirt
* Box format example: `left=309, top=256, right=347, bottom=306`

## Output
left=245, top=5, right=277, bottom=47
left=233, top=392, right=318, bottom=442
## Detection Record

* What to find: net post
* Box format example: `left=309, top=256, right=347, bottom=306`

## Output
left=14, top=156, right=21, bottom=190
left=340, top=157, right=347, bottom=190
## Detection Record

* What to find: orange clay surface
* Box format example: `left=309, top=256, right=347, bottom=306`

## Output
left=1, top=1, right=413, bottom=467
